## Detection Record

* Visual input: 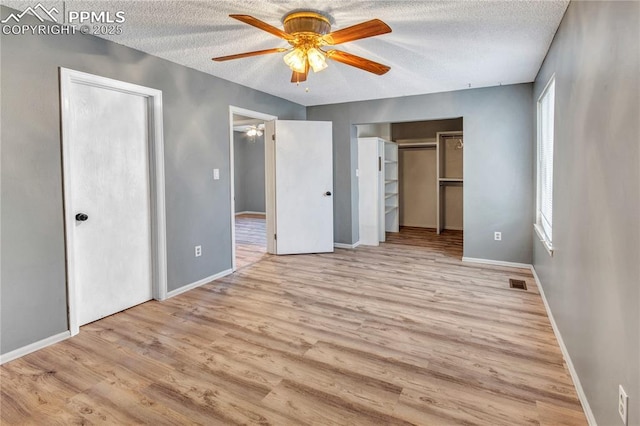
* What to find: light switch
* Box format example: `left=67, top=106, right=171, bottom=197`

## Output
left=356, top=169, right=359, bottom=177
left=213, top=169, right=220, bottom=180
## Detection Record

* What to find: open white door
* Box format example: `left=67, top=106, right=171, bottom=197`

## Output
left=266, top=120, right=334, bottom=255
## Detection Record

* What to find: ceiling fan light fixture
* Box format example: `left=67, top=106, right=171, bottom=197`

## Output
left=246, top=127, right=263, bottom=137
left=307, top=47, right=328, bottom=73
left=283, top=48, right=307, bottom=73
left=214, top=12, right=392, bottom=83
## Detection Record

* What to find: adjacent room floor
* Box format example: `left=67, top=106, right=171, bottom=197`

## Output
left=0, top=227, right=587, bottom=425
left=235, top=213, right=268, bottom=270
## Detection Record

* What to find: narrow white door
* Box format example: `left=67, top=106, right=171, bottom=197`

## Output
left=67, top=82, right=152, bottom=326
left=269, top=120, right=334, bottom=254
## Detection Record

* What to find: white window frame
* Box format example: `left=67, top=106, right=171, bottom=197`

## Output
left=535, top=74, right=555, bottom=256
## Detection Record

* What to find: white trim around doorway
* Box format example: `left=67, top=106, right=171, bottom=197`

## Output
left=228, top=106, right=277, bottom=272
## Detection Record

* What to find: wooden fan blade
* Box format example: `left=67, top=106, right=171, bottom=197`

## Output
left=322, top=19, right=391, bottom=45
left=212, top=48, right=287, bottom=62
left=290, top=59, right=309, bottom=83
left=326, top=50, right=390, bottom=75
left=230, top=14, right=293, bottom=40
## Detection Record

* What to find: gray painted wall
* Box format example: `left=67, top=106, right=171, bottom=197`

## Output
left=0, top=7, right=305, bottom=355
left=233, top=132, right=266, bottom=213
left=532, top=2, right=640, bottom=425
left=307, top=84, right=534, bottom=263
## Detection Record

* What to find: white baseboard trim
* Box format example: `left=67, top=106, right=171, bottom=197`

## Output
left=0, top=330, right=71, bottom=365
left=167, top=269, right=233, bottom=299
left=334, top=241, right=361, bottom=249
left=530, top=266, right=597, bottom=426
left=235, top=211, right=266, bottom=216
left=462, top=257, right=532, bottom=269
left=0, top=269, right=233, bottom=365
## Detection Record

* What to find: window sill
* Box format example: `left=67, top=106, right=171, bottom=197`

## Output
left=534, top=223, right=554, bottom=257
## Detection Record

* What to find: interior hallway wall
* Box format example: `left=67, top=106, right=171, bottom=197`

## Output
left=233, top=132, right=266, bottom=214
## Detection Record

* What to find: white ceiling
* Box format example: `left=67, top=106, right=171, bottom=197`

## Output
left=2, top=1, right=569, bottom=106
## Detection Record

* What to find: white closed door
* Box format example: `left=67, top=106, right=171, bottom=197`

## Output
left=269, top=120, right=334, bottom=254
left=67, top=82, right=152, bottom=326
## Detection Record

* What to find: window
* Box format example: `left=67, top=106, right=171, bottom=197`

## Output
left=535, top=76, right=555, bottom=255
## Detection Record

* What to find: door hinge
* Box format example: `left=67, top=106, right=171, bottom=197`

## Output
left=274, top=233, right=277, bottom=241
left=272, top=133, right=275, bottom=141
left=378, top=156, right=382, bottom=171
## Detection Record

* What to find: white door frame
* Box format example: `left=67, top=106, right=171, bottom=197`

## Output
left=60, top=68, right=168, bottom=336
left=228, top=106, right=277, bottom=271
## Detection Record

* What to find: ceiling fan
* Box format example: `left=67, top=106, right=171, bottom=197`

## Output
left=212, top=11, right=392, bottom=83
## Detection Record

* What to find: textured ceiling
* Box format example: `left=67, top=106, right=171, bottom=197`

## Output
left=1, top=1, right=569, bottom=106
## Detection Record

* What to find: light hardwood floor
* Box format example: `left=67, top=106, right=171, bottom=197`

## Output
left=235, top=213, right=268, bottom=270
left=0, top=227, right=587, bottom=425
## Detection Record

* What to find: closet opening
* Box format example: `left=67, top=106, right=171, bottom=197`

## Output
left=355, top=118, right=464, bottom=257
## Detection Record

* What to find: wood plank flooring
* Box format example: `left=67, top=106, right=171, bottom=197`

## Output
left=386, top=226, right=463, bottom=257
left=235, top=213, right=268, bottom=270
left=0, top=226, right=587, bottom=425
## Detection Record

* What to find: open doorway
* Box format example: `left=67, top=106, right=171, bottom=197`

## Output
left=229, top=107, right=276, bottom=270
left=355, top=118, right=464, bottom=257
left=230, top=109, right=334, bottom=266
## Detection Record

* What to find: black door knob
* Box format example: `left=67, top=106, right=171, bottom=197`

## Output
left=324, top=191, right=332, bottom=196
left=75, top=213, right=89, bottom=222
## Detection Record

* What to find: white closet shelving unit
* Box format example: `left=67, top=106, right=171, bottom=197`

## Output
left=384, top=140, right=399, bottom=234
left=358, top=137, right=399, bottom=246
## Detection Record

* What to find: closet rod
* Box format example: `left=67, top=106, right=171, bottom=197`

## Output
left=398, top=145, right=436, bottom=150
left=440, top=134, right=463, bottom=139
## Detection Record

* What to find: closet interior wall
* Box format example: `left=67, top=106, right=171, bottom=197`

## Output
left=398, top=145, right=437, bottom=228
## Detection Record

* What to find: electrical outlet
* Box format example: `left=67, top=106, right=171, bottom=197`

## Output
left=494, top=232, right=502, bottom=241
left=355, top=168, right=359, bottom=177
left=619, top=385, right=628, bottom=425
left=195, top=245, right=202, bottom=257
left=213, top=169, right=220, bottom=180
